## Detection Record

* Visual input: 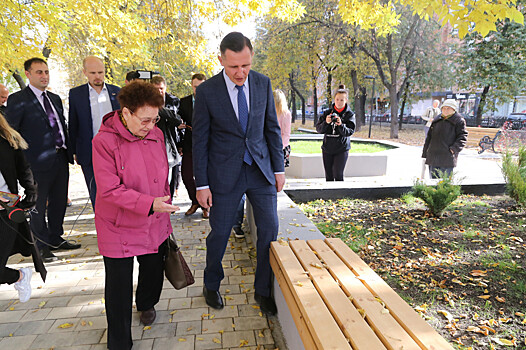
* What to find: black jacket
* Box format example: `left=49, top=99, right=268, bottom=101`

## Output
left=178, top=94, right=193, bottom=153
left=316, top=104, right=356, bottom=155
left=0, top=136, right=46, bottom=281
left=422, top=112, right=468, bottom=167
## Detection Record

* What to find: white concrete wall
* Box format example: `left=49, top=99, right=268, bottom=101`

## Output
left=285, top=153, right=388, bottom=178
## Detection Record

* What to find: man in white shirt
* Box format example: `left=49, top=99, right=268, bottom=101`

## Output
left=68, top=56, right=120, bottom=207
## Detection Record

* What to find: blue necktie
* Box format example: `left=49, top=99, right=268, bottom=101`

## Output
left=236, top=85, right=253, bottom=165
left=42, top=91, right=64, bottom=148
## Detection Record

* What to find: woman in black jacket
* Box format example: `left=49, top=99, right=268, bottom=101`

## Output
left=0, top=112, right=45, bottom=303
left=316, top=85, right=356, bottom=181
left=422, top=99, right=468, bottom=179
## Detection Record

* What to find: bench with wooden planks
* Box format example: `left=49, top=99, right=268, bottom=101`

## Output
left=270, top=238, right=453, bottom=350
left=466, top=126, right=499, bottom=148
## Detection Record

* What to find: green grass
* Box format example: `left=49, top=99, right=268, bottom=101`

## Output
left=290, top=140, right=394, bottom=154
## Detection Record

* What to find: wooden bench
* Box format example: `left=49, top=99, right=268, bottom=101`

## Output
left=466, top=126, right=499, bottom=149
left=270, top=238, right=453, bottom=350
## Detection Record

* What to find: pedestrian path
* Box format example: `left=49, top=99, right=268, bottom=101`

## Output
left=0, top=165, right=279, bottom=350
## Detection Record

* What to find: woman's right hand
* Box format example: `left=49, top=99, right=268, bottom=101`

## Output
left=153, top=196, right=179, bottom=213
left=326, top=115, right=332, bottom=124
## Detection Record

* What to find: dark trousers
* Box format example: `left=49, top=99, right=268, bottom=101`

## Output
left=233, top=194, right=246, bottom=228
left=30, top=150, right=69, bottom=249
left=169, top=164, right=181, bottom=198
left=81, top=162, right=97, bottom=208
left=103, top=244, right=166, bottom=350
left=322, top=151, right=349, bottom=181
left=0, top=213, right=19, bottom=285
left=181, top=151, right=198, bottom=205
left=205, top=163, right=278, bottom=297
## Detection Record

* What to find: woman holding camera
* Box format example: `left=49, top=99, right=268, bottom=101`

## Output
left=0, top=112, right=45, bottom=303
left=316, top=85, right=356, bottom=181
left=92, top=81, right=179, bottom=349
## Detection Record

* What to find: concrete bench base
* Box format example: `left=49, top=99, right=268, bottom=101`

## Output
left=285, top=153, right=388, bottom=178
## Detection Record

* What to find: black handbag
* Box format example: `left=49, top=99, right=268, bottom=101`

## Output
left=164, top=237, right=194, bottom=290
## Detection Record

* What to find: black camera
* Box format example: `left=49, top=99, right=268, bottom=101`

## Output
left=126, top=70, right=160, bottom=82
left=330, top=113, right=339, bottom=123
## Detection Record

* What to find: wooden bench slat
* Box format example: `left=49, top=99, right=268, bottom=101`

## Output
left=289, top=240, right=387, bottom=350
left=326, top=238, right=454, bottom=350
left=270, top=247, right=318, bottom=350
left=270, top=242, right=352, bottom=350
left=308, top=239, right=421, bottom=350
left=466, top=127, right=499, bottom=147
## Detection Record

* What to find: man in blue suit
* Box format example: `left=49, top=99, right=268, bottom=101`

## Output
left=6, top=57, right=78, bottom=262
left=193, top=32, right=285, bottom=315
left=68, top=56, right=120, bottom=207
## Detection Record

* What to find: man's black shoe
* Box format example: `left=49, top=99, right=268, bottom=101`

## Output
left=39, top=247, right=58, bottom=263
left=254, top=293, right=277, bottom=316
left=233, top=226, right=244, bottom=239
left=140, top=307, right=156, bottom=326
left=203, top=287, right=224, bottom=310
left=50, top=240, right=81, bottom=251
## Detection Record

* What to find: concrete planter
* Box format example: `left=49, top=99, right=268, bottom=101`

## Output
left=285, top=152, right=388, bottom=178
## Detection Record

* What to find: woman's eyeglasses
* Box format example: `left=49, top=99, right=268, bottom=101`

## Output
left=131, top=111, right=160, bottom=125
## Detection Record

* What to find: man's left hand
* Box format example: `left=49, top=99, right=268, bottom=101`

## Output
left=275, top=173, right=285, bottom=192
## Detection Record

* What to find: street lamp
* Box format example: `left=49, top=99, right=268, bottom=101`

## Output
left=364, top=75, right=376, bottom=138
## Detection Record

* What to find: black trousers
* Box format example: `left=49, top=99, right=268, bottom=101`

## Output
left=322, top=151, right=349, bottom=181
left=30, top=149, right=69, bottom=249
left=103, top=243, right=166, bottom=350
left=181, top=151, right=199, bottom=205
left=0, top=213, right=19, bottom=285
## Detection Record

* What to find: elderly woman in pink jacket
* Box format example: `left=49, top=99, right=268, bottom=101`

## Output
left=92, top=81, right=179, bottom=350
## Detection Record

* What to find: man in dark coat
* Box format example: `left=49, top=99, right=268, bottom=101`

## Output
left=6, top=57, right=78, bottom=262
left=422, top=99, right=468, bottom=179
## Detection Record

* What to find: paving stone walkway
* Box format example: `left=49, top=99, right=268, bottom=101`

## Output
left=0, top=165, right=280, bottom=349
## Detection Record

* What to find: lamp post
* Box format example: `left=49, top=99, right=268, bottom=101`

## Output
left=364, top=75, right=376, bottom=138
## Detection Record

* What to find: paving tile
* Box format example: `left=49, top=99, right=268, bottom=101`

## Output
left=141, top=323, right=176, bottom=339
left=152, top=336, right=195, bottom=350
left=72, top=329, right=105, bottom=345
left=0, top=310, right=26, bottom=323
left=224, top=293, right=247, bottom=306
left=0, top=334, right=37, bottom=349
left=221, top=330, right=256, bottom=348
left=19, top=309, right=51, bottom=322
left=233, top=316, right=269, bottom=331
left=0, top=322, right=19, bottom=337
left=202, top=318, right=234, bottom=333
left=174, top=320, right=201, bottom=336
left=30, top=332, right=75, bottom=348
left=14, top=320, right=54, bottom=336
left=45, top=306, right=82, bottom=319
left=193, top=332, right=223, bottom=349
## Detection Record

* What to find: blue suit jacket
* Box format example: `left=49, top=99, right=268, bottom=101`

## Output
left=68, top=83, right=120, bottom=166
left=192, top=70, right=284, bottom=194
left=6, top=87, right=73, bottom=172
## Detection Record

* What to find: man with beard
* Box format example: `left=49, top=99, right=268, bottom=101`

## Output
left=68, top=56, right=120, bottom=207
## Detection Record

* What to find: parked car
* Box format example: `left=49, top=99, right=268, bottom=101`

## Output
left=505, top=113, right=526, bottom=130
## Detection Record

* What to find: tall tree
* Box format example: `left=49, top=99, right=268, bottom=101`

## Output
left=455, top=13, right=526, bottom=125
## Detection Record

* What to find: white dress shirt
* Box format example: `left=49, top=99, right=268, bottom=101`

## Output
left=89, top=83, right=113, bottom=137
left=223, top=70, right=250, bottom=119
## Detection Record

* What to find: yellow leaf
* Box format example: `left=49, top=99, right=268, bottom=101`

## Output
left=38, top=301, right=46, bottom=308
left=58, top=323, right=74, bottom=329
left=212, top=338, right=221, bottom=344
left=143, top=326, right=151, bottom=330
left=178, top=338, right=186, bottom=342
left=478, top=295, right=491, bottom=300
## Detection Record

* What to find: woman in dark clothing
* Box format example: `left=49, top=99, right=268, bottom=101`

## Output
left=0, top=112, right=45, bottom=303
left=316, top=85, right=356, bottom=181
left=422, top=99, right=468, bottom=179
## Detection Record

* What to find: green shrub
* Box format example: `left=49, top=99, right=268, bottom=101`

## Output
left=501, top=146, right=526, bottom=206
left=411, top=172, right=461, bottom=217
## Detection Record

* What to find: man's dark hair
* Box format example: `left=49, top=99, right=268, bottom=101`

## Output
left=191, top=73, right=206, bottom=81
left=125, top=70, right=140, bottom=82
left=219, top=32, right=252, bottom=55
left=24, top=57, right=47, bottom=71
left=117, top=81, right=164, bottom=112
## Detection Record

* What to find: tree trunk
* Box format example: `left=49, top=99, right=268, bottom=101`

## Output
left=313, top=81, right=318, bottom=125
left=12, top=71, right=26, bottom=89
left=476, top=85, right=490, bottom=126
left=389, top=85, right=399, bottom=138
left=327, top=72, right=333, bottom=106
left=290, top=89, right=296, bottom=123
left=350, top=69, right=365, bottom=131
left=398, top=81, right=410, bottom=130
left=289, top=74, right=306, bottom=124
